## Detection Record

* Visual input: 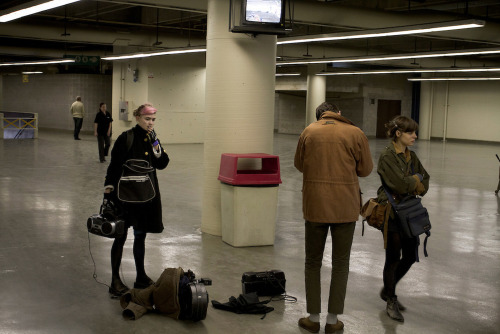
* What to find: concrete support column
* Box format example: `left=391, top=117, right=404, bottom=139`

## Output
left=419, top=80, right=433, bottom=140
left=0, top=113, right=3, bottom=139
left=201, top=0, right=277, bottom=236
left=305, top=64, right=326, bottom=125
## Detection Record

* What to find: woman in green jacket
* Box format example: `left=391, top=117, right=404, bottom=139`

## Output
left=376, top=116, right=430, bottom=322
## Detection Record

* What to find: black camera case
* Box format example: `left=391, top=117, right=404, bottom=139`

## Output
left=87, top=214, right=126, bottom=238
left=242, top=270, right=286, bottom=296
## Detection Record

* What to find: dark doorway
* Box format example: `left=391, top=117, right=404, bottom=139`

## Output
left=376, top=100, right=401, bottom=138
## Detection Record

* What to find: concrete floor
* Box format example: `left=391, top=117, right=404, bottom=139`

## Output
left=0, top=130, right=499, bottom=334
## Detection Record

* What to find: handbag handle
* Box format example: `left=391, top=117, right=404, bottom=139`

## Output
left=123, top=159, right=154, bottom=174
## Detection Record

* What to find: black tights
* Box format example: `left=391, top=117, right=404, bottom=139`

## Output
left=383, top=231, right=417, bottom=297
left=110, top=230, right=147, bottom=281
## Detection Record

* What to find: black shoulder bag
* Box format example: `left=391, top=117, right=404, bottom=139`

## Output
left=117, top=129, right=156, bottom=203
left=118, top=159, right=156, bottom=203
left=383, top=166, right=431, bottom=261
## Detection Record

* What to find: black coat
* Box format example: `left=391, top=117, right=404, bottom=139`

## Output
left=105, top=125, right=170, bottom=233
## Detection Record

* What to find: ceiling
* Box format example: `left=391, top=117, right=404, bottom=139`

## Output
left=1, top=0, right=500, bottom=75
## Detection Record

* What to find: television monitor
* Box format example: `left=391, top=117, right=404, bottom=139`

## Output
left=243, top=0, right=285, bottom=25
left=232, top=0, right=287, bottom=35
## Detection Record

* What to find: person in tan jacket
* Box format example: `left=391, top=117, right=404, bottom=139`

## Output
left=295, top=102, right=373, bottom=334
left=70, top=96, right=85, bottom=140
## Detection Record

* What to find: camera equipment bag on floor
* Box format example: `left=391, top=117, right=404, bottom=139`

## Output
left=242, top=270, right=286, bottom=296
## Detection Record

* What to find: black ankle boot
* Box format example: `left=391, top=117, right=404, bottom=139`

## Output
left=387, top=296, right=404, bottom=322
left=380, top=287, right=406, bottom=311
left=134, top=275, right=155, bottom=289
left=109, top=278, right=129, bottom=298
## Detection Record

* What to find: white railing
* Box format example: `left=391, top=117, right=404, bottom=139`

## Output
left=0, top=112, right=39, bottom=139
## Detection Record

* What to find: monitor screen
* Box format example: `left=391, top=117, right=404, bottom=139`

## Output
left=244, top=0, right=284, bottom=24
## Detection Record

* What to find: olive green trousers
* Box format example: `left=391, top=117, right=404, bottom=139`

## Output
left=304, top=221, right=355, bottom=314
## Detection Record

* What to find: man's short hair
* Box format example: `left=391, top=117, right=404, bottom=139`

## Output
left=316, top=102, right=339, bottom=120
left=76, top=96, right=82, bottom=101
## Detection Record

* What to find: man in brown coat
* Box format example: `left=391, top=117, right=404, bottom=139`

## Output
left=294, top=102, right=373, bottom=333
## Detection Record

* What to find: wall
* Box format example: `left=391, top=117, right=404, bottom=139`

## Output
left=1, top=74, right=111, bottom=132
left=110, top=53, right=206, bottom=144
left=4, top=66, right=498, bottom=143
left=0, top=78, right=3, bottom=110
left=423, top=80, right=500, bottom=142
left=274, top=74, right=412, bottom=136
left=275, top=92, right=306, bottom=134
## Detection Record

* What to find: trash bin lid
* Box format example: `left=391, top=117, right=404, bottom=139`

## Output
left=218, top=153, right=282, bottom=185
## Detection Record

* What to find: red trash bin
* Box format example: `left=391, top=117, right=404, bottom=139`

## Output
left=218, top=153, right=281, bottom=247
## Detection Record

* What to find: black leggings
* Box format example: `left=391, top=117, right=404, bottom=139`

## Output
left=383, top=231, right=417, bottom=297
left=110, top=230, right=147, bottom=280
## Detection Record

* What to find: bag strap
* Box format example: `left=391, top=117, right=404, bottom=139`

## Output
left=382, top=185, right=397, bottom=209
left=423, top=231, right=430, bottom=257
left=414, top=232, right=430, bottom=262
left=126, top=128, right=134, bottom=154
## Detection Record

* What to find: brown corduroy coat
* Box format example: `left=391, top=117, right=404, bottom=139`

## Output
left=294, top=112, right=373, bottom=223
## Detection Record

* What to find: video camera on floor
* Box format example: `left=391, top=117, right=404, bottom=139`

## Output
left=179, top=270, right=212, bottom=322
left=242, top=270, right=286, bottom=296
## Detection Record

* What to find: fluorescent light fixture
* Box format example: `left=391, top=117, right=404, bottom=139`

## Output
left=317, top=67, right=500, bottom=76
left=277, top=19, right=484, bottom=45
left=0, top=59, right=75, bottom=66
left=277, top=47, right=500, bottom=66
left=408, top=77, right=500, bottom=81
left=0, top=0, right=80, bottom=23
left=22, top=71, right=43, bottom=74
left=102, top=48, right=207, bottom=60
left=276, top=73, right=301, bottom=76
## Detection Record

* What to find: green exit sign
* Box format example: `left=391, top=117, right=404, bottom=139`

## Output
left=66, top=55, right=100, bottom=66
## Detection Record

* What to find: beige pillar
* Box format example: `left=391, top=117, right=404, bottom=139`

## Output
left=201, top=0, right=277, bottom=236
left=0, top=113, right=3, bottom=139
left=419, top=80, right=433, bottom=140
left=305, top=64, right=326, bottom=125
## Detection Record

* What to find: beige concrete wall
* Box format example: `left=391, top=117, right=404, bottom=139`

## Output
left=423, top=80, right=500, bottom=142
left=2, top=73, right=111, bottom=132
left=274, top=74, right=412, bottom=136
left=275, top=92, right=306, bottom=134
left=110, top=53, right=206, bottom=144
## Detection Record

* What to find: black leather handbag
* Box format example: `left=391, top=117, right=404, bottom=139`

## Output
left=117, top=159, right=156, bottom=203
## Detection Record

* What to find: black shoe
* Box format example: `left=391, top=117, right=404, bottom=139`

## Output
left=387, top=296, right=404, bottom=322
left=75, top=138, right=81, bottom=140
left=109, top=279, right=129, bottom=298
left=134, top=275, right=155, bottom=289
left=380, top=287, right=406, bottom=311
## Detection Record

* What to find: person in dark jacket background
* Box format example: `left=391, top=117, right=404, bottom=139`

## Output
left=94, top=102, right=113, bottom=163
left=376, top=116, right=430, bottom=322
left=103, top=103, right=170, bottom=297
